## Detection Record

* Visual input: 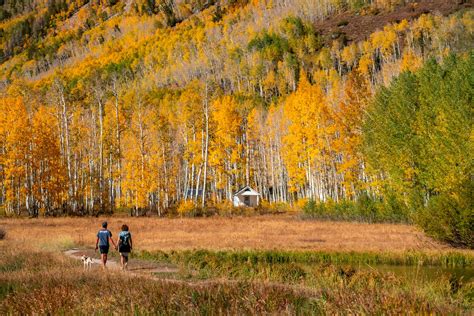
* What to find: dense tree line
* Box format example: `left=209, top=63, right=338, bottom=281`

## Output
left=0, top=0, right=426, bottom=77
left=363, top=54, right=473, bottom=247
left=0, top=0, right=472, bottom=246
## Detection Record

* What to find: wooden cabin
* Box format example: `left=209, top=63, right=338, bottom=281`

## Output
left=233, top=186, right=260, bottom=207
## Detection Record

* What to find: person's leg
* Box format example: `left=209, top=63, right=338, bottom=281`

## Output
left=103, top=253, right=108, bottom=268
left=99, top=246, right=108, bottom=269
left=100, top=253, right=106, bottom=269
left=122, top=253, right=129, bottom=270
left=120, top=255, right=125, bottom=270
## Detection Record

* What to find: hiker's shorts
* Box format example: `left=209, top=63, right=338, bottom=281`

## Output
left=99, top=245, right=109, bottom=254
left=120, top=252, right=129, bottom=258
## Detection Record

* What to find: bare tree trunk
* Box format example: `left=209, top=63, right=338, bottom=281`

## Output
left=138, top=107, right=146, bottom=213
left=55, top=79, right=73, bottom=213
left=162, top=146, right=169, bottom=210
left=201, top=84, right=209, bottom=209
left=245, top=130, right=250, bottom=185
left=97, top=98, right=104, bottom=212
left=112, top=80, right=122, bottom=207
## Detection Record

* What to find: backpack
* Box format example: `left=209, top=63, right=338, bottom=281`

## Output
left=121, top=232, right=130, bottom=246
left=119, top=232, right=131, bottom=252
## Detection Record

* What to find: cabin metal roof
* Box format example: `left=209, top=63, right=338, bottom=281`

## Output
left=233, top=185, right=260, bottom=196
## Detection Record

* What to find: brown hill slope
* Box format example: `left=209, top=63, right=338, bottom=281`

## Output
left=316, top=0, right=473, bottom=44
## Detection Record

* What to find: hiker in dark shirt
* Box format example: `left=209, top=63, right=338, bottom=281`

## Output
left=95, top=221, right=117, bottom=269
left=116, top=224, right=133, bottom=271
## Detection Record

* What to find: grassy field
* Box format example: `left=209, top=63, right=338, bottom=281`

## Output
left=1, top=216, right=473, bottom=314
left=0, top=215, right=456, bottom=252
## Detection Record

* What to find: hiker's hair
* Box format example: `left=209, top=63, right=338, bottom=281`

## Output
left=121, top=224, right=129, bottom=231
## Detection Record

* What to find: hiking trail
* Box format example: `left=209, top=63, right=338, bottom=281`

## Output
left=64, top=248, right=179, bottom=277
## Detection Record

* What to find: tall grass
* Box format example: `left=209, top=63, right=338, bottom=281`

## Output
left=138, top=249, right=474, bottom=268
left=2, top=243, right=472, bottom=314
left=0, top=243, right=321, bottom=314
left=39, top=236, right=76, bottom=251
left=137, top=248, right=474, bottom=310
left=135, top=249, right=474, bottom=313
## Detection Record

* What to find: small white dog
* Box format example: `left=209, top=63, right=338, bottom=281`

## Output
left=81, top=255, right=93, bottom=270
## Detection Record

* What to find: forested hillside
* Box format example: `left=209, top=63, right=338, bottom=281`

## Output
left=0, top=0, right=472, bottom=246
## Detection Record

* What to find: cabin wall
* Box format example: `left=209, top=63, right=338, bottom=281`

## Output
left=233, top=195, right=259, bottom=207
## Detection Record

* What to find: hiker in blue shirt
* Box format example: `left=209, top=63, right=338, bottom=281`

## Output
left=116, top=224, right=133, bottom=271
left=95, top=221, right=117, bottom=269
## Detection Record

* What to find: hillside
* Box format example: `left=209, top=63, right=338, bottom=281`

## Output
left=0, top=0, right=473, bottom=246
left=0, top=0, right=472, bottom=80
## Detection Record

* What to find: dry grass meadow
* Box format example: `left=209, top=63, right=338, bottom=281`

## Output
left=0, top=215, right=456, bottom=252
left=1, top=215, right=473, bottom=314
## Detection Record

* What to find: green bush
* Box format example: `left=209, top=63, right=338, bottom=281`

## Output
left=416, top=189, right=473, bottom=248
left=362, top=53, right=474, bottom=247
left=302, top=194, right=410, bottom=223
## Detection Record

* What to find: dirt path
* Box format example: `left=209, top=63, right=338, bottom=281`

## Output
left=64, top=248, right=179, bottom=276
left=63, top=248, right=324, bottom=298
left=63, top=248, right=300, bottom=291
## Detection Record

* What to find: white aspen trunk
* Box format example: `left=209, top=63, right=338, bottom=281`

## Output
left=261, top=142, right=268, bottom=200
left=194, top=127, right=203, bottom=204
left=195, top=165, right=201, bottom=204
left=57, top=80, right=73, bottom=213
left=89, top=159, right=94, bottom=213
left=270, top=145, right=276, bottom=202
left=162, top=146, right=169, bottom=210
left=201, top=84, right=209, bottom=208
left=97, top=97, right=104, bottom=212
left=112, top=81, right=122, bottom=206
left=74, top=153, right=79, bottom=210
left=183, top=132, right=189, bottom=200
left=190, top=162, right=195, bottom=200
left=183, top=161, right=189, bottom=200
left=109, top=153, right=114, bottom=212
left=245, top=130, right=250, bottom=185
left=307, top=158, right=314, bottom=200
left=139, top=108, right=145, bottom=213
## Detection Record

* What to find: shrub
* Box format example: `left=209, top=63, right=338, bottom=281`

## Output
left=416, top=190, right=473, bottom=248
left=302, top=194, right=410, bottom=223
left=177, top=200, right=201, bottom=217
left=213, top=201, right=243, bottom=216
left=204, top=200, right=296, bottom=217
left=259, top=201, right=295, bottom=214
left=214, top=200, right=233, bottom=212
